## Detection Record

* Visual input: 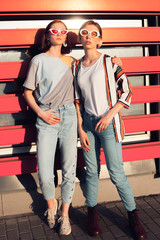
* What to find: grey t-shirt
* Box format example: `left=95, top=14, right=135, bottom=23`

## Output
left=23, top=53, right=74, bottom=107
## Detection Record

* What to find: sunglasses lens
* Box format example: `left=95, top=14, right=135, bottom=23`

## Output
left=50, top=29, right=58, bottom=35
left=91, top=31, right=99, bottom=38
left=81, top=29, right=88, bottom=36
left=61, top=30, right=68, bottom=35
left=80, top=29, right=99, bottom=38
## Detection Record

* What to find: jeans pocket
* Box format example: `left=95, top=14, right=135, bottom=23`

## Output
left=36, top=116, right=48, bottom=130
left=66, top=104, right=76, bottom=115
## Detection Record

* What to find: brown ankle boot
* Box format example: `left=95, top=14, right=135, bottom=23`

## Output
left=87, top=206, right=101, bottom=236
left=128, top=209, right=146, bottom=239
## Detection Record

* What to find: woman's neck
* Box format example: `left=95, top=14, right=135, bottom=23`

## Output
left=46, top=45, right=63, bottom=58
left=82, top=49, right=101, bottom=67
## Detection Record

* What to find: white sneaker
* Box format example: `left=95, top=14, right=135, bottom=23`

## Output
left=58, top=215, right=71, bottom=235
left=44, top=199, right=58, bottom=228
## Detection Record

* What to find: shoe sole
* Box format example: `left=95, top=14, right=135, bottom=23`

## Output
left=59, top=229, right=71, bottom=236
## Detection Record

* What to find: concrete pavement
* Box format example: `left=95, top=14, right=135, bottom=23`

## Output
left=0, top=194, right=160, bottom=240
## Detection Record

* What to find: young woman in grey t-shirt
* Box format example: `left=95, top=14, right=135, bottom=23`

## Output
left=23, top=20, right=77, bottom=236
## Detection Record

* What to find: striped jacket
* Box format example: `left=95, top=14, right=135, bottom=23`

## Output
left=73, top=54, right=133, bottom=143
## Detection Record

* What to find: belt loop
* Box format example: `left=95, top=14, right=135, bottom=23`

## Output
left=64, top=103, right=67, bottom=110
left=49, top=103, right=52, bottom=109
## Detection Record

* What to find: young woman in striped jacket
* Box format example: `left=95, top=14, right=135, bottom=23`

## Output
left=74, top=20, right=146, bottom=240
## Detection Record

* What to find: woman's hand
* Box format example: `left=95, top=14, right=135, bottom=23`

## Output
left=24, top=88, right=61, bottom=125
left=79, top=129, right=91, bottom=152
left=95, top=103, right=124, bottom=133
left=112, top=56, right=122, bottom=67
left=40, top=109, right=61, bottom=125
left=95, top=111, right=113, bottom=133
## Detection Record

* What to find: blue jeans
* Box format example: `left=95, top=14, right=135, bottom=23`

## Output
left=83, top=111, right=136, bottom=211
left=36, top=102, right=77, bottom=203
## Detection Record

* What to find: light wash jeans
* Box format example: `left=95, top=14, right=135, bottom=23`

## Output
left=36, top=102, right=77, bottom=203
left=82, top=111, right=136, bottom=211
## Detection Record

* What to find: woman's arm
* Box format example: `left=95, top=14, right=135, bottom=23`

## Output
left=75, top=102, right=91, bottom=152
left=115, top=67, right=133, bottom=108
left=95, top=102, right=123, bottom=133
left=24, top=88, right=61, bottom=125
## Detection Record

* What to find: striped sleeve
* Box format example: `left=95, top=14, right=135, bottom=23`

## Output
left=115, top=65, right=133, bottom=108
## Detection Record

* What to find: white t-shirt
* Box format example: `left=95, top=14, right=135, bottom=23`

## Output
left=77, top=53, right=110, bottom=117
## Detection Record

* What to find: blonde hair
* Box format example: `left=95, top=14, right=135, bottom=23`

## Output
left=78, top=20, right=102, bottom=41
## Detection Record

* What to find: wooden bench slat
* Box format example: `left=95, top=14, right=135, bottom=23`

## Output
left=122, top=141, right=160, bottom=162
left=0, top=94, right=28, bottom=114
left=101, top=141, right=160, bottom=164
left=132, top=86, right=160, bottom=104
left=1, top=57, right=160, bottom=81
left=1, top=112, right=160, bottom=130
left=122, top=56, right=160, bottom=75
left=0, top=28, right=160, bottom=48
left=0, top=125, right=37, bottom=145
left=1, top=141, right=160, bottom=176
left=0, top=155, right=38, bottom=176
left=0, top=0, right=160, bottom=14
left=1, top=113, right=160, bottom=145
left=123, top=114, right=160, bottom=133
left=102, top=27, right=160, bottom=45
left=0, top=61, right=29, bottom=79
left=0, top=85, right=159, bottom=114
